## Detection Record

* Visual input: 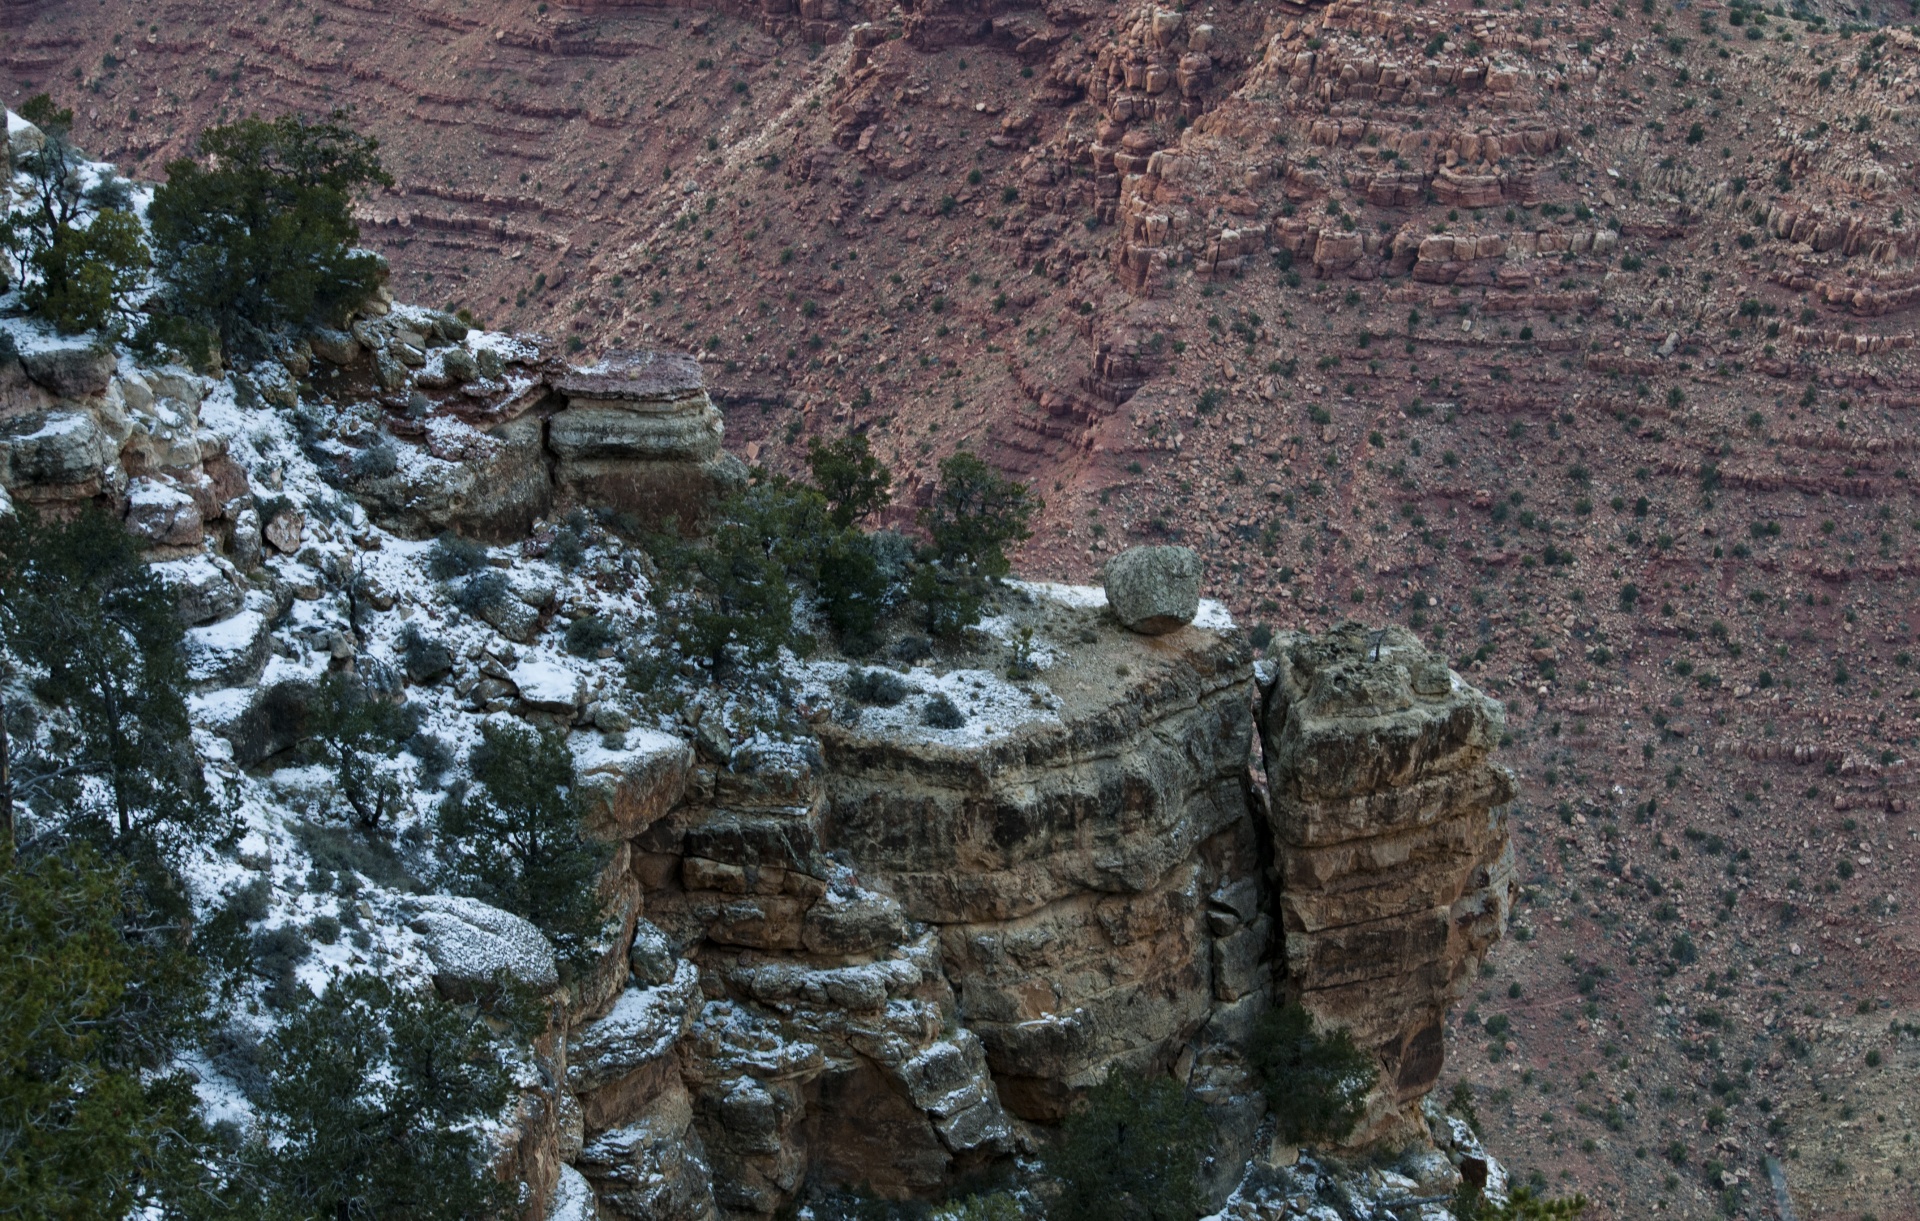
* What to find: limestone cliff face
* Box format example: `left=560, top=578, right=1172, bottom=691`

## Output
left=814, top=619, right=1261, bottom=1124
left=496, top=610, right=1514, bottom=1220
left=0, top=312, right=1516, bottom=1213
left=1259, top=625, right=1516, bottom=1134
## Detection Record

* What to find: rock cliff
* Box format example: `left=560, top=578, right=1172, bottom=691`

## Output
left=1259, top=625, right=1516, bottom=1144
left=0, top=291, right=1516, bottom=1215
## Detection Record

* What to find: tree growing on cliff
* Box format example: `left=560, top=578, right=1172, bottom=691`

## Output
left=437, top=721, right=607, bottom=958
left=1248, top=1002, right=1378, bottom=1145
left=1045, top=1072, right=1209, bottom=1221
left=304, top=672, right=414, bottom=835
left=650, top=483, right=802, bottom=679
left=146, top=111, right=392, bottom=359
left=0, top=838, right=214, bottom=1218
left=1, top=94, right=152, bottom=336
left=0, top=508, right=206, bottom=842
left=808, top=433, right=892, bottom=530
left=251, top=972, right=512, bottom=1221
left=912, top=451, right=1037, bottom=637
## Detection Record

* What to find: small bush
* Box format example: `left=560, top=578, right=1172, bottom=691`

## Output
left=893, top=635, right=934, bottom=663
left=847, top=668, right=910, bottom=706
left=252, top=924, right=313, bottom=1009
left=1045, top=1073, right=1208, bottom=1221
left=548, top=525, right=588, bottom=570
left=450, top=571, right=511, bottom=618
left=922, top=693, right=965, bottom=729
left=408, top=731, right=455, bottom=788
left=350, top=442, right=398, bottom=480
left=564, top=614, right=618, bottom=658
left=931, top=1193, right=1024, bottom=1221
left=1249, top=1003, right=1377, bottom=1145
left=426, top=533, right=490, bottom=580
left=437, top=721, right=608, bottom=959
left=397, top=624, right=453, bottom=685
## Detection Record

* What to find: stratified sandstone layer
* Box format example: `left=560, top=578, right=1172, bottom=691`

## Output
left=815, top=607, right=1261, bottom=1122
left=548, top=350, right=746, bottom=533
left=1260, top=624, right=1515, bottom=1130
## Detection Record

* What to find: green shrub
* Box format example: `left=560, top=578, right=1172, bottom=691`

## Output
left=0, top=94, right=147, bottom=336
left=931, top=1192, right=1025, bottom=1221
left=808, top=433, right=893, bottom=529
left=565, top=614, right=619, bottom=658
left=397, top=623, right=454, bottom=685
left=920, top=450, right=1037, bottom=581
left=426, top=533, right=491, bottom=580
left=0, top=508, right=205, bottom=840
left=0, top=839, right=212, bottom=1216
left=847, top=668, right=910, bottom=706
left=1046, top=1072, right=1209, bottom=1221
left=147, top=111, right=393, bottom=357
left=1453, top=1183, right=1589, bottom=1220
left=437, top=721, right=608, bottom=958
left=305, top=672, right=415, bottom=833
left=21, top=207, right=150, bottom=336
left=450, top=570, right=512, bottom=619
left=922, top=693, right=965, bottom=729
left=255, top=973, right=512, bottom=1220
left=1249, top=1003, right=1378, bottom=1145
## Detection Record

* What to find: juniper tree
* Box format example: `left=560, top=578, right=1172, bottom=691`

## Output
left=255, top=973, right=512, bottom=1221
left=305, top=672, right=414, bottom=834
left=146, top=111, right=392, bottom=359
left=1045, top=1072, right=1209, bottom=1221
left=437, top=721, right=606, bottom=957
left=0, top=509, right=205, bottom=841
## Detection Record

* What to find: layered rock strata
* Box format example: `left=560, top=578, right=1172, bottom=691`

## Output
left=489, top=607, right=1512, bottom=1220
left=547, top=350, right=747, bottom=533
left=348, top=343, right=745, bottom=540
left=1259, top=624, right=1516, bottom=1137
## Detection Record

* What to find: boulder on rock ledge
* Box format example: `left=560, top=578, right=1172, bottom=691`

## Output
left=1103, top=544, right=1201, bottom=634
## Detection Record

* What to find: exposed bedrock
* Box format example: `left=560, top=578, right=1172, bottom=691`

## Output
left=1259, top=624, right=1517, bottom=1138
left=353, top=348, right=746, bottom=542
left=484, top=613, right=1510, bottom=1221
left=547, top=350, right=747, bottom=535
left=814, top=622, right=1261, bottom=1124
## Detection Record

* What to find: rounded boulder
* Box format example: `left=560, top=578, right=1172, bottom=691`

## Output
left=1103, top=544, right=1201, bottom=635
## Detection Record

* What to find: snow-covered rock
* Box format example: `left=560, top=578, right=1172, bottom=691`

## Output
left=408, top=893, right=558, bottom=999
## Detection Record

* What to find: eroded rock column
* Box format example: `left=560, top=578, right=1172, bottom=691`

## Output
left=1259, top=624, right=1515, bottom=1128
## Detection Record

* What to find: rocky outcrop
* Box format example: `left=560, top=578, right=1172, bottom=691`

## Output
left=1258, top=624, right=1515, bottom=1139
left=353, top=346, right=746, bottom=541
left=468, top=600, right=1516, bottom=1221
left=814, top=615, right=1258, bottom=1124
left=548, top=350, right=747, bottom=535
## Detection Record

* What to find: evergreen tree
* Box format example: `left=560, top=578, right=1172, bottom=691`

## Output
left=146, top=111, right=392, bottom=358
left=1247, top=1003, right=1378, bottom=1145
left=304, top=672, right=413, bottom=834
left=255, top=973, right=512, bottom=1221
left=1, top=95, right=151, bottom=336
left=912, top=451, right=1038, bottom=637
left=650, top=481, right=807, bottom=678
left=1045, top=1072, right=1209, bottom=1221
left=807, top=433, right=892, bottom=530
left=438, top=721, right=606, bottom=956
left=22, top=207, right=151, bottom=336
left=0, top=838, right=211, bottom=1219
left=0, top=509, right=205, bottom=840
left=920, top=451, right=1036, bottom=581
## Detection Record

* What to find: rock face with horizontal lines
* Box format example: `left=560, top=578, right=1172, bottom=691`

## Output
left=1258, top=623, right=1516, bottom=1142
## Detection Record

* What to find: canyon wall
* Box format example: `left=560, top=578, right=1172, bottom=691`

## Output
left=506, top=608, right=1516, bottom=1218
left=0, top=315, right=1517, bottom=1215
